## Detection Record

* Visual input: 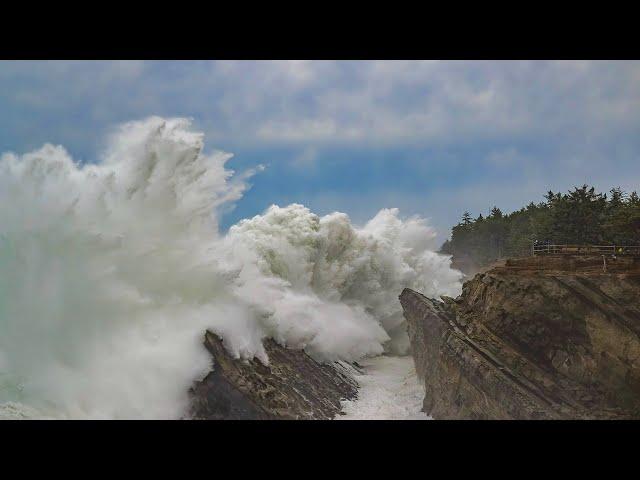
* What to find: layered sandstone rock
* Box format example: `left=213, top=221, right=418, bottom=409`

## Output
left=188, top=331, right=359, bottom=419
left=400, top=255, right=640, bottom=419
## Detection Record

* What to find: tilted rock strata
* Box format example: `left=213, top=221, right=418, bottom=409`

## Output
left=189, top=331, right=359, bottom=419
left=400, top=256, right=640, bottom=419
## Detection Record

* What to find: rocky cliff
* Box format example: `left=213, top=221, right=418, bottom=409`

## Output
left=188, top=331, right=359, bottom=419
left=400, top=255, right=640, bottom=419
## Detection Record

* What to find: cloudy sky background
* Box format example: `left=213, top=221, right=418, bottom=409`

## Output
left=1, top=60, right=639, bottom=243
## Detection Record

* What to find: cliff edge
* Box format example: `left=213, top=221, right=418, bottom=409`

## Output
left=400, top=255, right=640, bottom=419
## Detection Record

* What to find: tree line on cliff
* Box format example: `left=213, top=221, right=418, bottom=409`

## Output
left=441, top=185, right=640, bottom=268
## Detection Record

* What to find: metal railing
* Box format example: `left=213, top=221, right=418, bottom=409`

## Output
left=532, top=244, right=640, bottom=256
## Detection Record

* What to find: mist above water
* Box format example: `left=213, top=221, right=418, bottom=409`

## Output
left=0, top=117, right=462, bottom=419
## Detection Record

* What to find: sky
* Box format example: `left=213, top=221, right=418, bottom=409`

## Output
left=1, top=60, right=639, bottom=243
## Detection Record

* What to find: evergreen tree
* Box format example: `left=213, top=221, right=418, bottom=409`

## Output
left=490, top=206, right=503, bottom=218
left=443, top=184, right=640, bottom=269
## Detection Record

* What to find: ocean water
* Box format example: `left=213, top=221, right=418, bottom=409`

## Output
left=339, top=355, right=431, bottom=420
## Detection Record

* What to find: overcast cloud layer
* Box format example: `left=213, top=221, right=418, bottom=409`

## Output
left=1, top=60, right=639, bottom=241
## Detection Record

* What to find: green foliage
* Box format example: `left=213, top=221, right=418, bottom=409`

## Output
left=443, top=185, right=640, bottom=268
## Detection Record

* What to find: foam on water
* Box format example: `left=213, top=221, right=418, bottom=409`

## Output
left=339, top=355, right=430, bottom=420
left=0, top=117, right=462, bottom=419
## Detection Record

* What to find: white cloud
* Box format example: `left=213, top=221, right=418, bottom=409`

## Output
left=2, top=60, right=640, bottom=229
left=229, top=60, right=640, bottom=147
left=2, top=60, right=639, bottom=151
left=257, top=118, right=339, bottom=142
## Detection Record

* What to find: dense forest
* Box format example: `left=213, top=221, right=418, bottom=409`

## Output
left=441, top=185, right=640, bottom=270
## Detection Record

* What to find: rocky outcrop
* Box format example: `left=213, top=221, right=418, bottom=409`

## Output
left=188, top=331, right=359, bottom=419
left=400, top=255, right=640, bottom=419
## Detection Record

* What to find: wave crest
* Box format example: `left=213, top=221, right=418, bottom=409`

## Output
left=0, top=117, right=462, bottom=418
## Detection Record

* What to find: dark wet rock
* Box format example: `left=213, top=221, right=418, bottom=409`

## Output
left=400, top=255, right=640, bottom=419
left=188, top=331, right=359, bottom=419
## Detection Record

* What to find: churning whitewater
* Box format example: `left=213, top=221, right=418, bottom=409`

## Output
left=0, top=117, right=462, bottom=419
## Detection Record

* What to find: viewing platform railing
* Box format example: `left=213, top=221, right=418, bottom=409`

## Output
left=532, top=244, right=640, bottom=256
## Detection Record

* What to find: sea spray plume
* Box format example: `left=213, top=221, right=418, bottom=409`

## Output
left=225, top=205, right=463, bottom=356
left=0, top=117, right=254, bottom=418
left=0, top=116, right=462, bottom=419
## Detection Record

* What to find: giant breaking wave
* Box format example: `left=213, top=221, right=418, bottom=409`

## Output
left=0, top=117, right=462, bottom=419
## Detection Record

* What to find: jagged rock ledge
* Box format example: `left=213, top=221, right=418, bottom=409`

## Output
left=400, top=256, right=640, bottom=419
left=188, top=331, right=359, bottom=419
